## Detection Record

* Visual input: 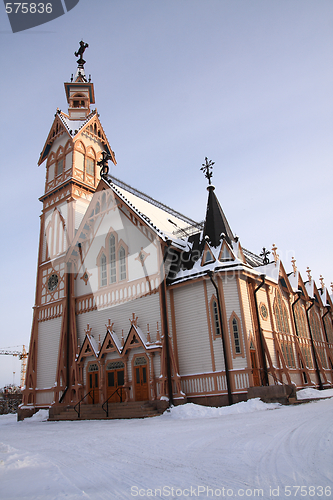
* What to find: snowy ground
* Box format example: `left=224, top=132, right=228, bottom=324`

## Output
left=0, top=390, right=333, bottom=500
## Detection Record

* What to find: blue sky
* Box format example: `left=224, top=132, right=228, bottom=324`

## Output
left=0, top=0, right=332, bottom=388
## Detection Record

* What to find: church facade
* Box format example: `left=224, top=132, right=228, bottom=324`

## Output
left=22, top=47, right=333, bottom=415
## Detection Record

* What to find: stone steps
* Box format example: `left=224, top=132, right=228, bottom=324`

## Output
left=48, top=401, right=168, bottom=421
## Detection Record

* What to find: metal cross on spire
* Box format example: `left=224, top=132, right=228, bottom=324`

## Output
left=201, top=157, right=215, bottom=185
left=260, top=247, right=271, bottom=265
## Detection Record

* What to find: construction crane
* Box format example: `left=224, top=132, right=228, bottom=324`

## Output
left=0, top=346, right=28, bottom=389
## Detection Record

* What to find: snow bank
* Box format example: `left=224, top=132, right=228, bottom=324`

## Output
left=297, top=387, right=333, bottom=400
left=163, top=398, right=281, bottom=419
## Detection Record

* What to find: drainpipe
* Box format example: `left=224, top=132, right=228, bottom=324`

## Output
left=322, top=305, right=331, bottom=344
left=305, top=299, right=323, bottom=390
left=59, top=262, right=71, bottom=403
left=207, top=271, right=232, bottom=406
left=253, top=275, right=269, bottom=386
left=161, top=241, right=174, bottom=407
left=291, top=291, right=302, bottom=336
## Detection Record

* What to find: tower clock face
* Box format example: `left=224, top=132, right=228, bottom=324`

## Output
left=47, top=274, right=59, bottom=292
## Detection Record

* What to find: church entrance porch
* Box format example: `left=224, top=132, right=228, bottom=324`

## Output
left=87, top=363, right=99, bottom=404
left=133, top=356, right=149, bottom=401
left=106, top=361, right=125, bottom=402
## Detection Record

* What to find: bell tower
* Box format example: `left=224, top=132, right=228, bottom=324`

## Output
left=22, top=42, right=116, bottom=408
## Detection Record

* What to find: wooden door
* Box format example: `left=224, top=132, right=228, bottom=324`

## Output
left=88, top=370, right=99, bottom=404
left=250, top=350, right=260, bottom=387
left=134, top=365, right=149, bottom=401
left=107, top=368, right=125, bottom=402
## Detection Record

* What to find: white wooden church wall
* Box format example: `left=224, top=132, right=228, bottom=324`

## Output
left=76, top=293, right=161, bottom=349
left=75, top=208, right=160, bottom=297
left=221, top=275, right=247, bottom=371
left=204, top=279, right=224, bottom=372
left=36, top=316, right=62, bottom=396
left=172, top=281, right=213, bottom=376
left=74, top=198, right=90, bottom=231
left=239, top=278, right=256, bottom=352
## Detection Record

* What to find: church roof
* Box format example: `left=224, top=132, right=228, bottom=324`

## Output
left=105, top=176, right=200, bottom=246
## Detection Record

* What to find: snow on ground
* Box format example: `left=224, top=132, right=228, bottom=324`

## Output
left=296, top=387, right=333, bottom=400
left=0, top=395, right=332, bottom=500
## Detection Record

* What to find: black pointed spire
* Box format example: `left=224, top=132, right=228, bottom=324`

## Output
left=201, top=158, right=234, bottom=247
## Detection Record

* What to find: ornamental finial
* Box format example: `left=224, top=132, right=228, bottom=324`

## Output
left=306, top=267, right=312, bottom=282
left=75, top=40, right=89, bottom=68
left=271, top=244, right=279, bottom=264
left=200, top=157, right=215, bottom=185
left=291, top=257, right=297, bottom=276
left=319, top=275, right=325, bottom=290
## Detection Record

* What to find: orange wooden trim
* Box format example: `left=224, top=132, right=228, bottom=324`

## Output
left=203, top=280, right=216, bottom=373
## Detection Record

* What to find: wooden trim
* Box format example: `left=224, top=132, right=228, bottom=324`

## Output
left=203, top=280, right=216, bottom=373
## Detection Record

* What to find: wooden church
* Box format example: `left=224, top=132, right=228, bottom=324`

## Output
left=20, top=44, right=333, bottom=419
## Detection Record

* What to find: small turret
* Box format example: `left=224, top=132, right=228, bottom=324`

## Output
left=64, top=41, right=95, bottom=120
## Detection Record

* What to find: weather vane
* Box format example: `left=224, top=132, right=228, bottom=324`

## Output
left=75, top=40, right=89, bottom=68
left=200, top=157, right=215, bottom=185
left=97, top=151, right=112, bottom=179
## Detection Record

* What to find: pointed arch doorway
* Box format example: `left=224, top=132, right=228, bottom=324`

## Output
left=106, top=361, right=125, bottom=402
left=133, top=356, right=149, bottom=401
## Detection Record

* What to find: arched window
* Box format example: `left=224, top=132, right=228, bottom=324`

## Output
left=56, top=147, right=65, bottom=177
left=109, top=234, right=116, bottom=283
left=211, top=298, right=221, bottom=337
left=119, top=246, right=126, bottom=281
left=309, top=310, right=323, bottom=342
left=100, top=253, right=107, bottom=287
left=274, top=291, right=295, bottom=367
left=294, top=302, right=308, bottom=338
left=274, top=291, right=290, bottom=333
left=232, top=318, right=241, bottom=354
left=324, top=316, right=333, bottom=344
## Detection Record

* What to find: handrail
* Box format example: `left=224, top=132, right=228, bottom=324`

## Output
left=102, top=386, right=125, bottom=417
left=74, top=389, right=95, bottom=418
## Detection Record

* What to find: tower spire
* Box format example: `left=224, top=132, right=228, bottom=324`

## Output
left=201, top=158, right=234, bottom=247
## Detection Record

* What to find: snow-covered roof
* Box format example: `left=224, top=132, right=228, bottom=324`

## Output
left=59, top=111, right=95, bottom=137
left=107, top=177, right=199, bottom=245
left=255, top=260, right=280, bottom=284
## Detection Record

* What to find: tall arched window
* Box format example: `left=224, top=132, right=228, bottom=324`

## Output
left=309, top=310, right=323, bottom=342
left=119, top=246, right=126, bottom=281
left=274, top=291, right=295, bottom=367
left=56, top=147, right=65, bottom=177
left=101, top=253, right=107, bottom=287
left=211, top=298, right=221, bottom=337
left=294, top=302, right=308, bottom=338
left=232, top=318, right=241, bottom=354
left=274, top=291, right=290, bottom=334
left=109, top=235, right=116, bottom=283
